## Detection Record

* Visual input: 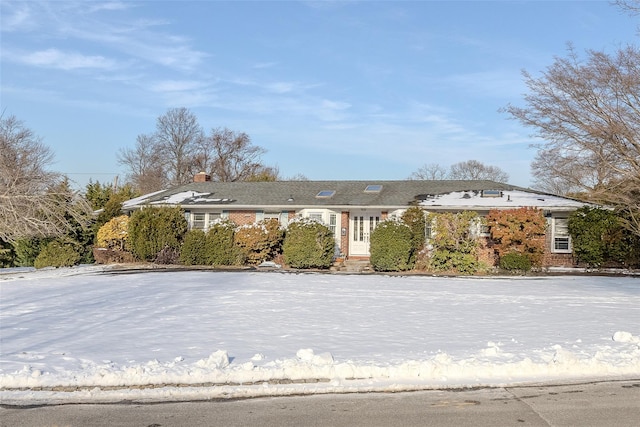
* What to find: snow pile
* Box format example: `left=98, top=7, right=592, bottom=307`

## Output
left=1, top=268, right=639, bottom=404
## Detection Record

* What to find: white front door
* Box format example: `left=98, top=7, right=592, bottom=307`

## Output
left=349, top=211, right=381, bottom=256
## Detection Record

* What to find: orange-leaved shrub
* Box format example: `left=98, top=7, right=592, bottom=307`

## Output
left=486, top=207, right=546, bottom=268
left=233, top=219, right=284, bottom=265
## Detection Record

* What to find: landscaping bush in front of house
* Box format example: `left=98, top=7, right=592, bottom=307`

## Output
left=128, top=206, right=188, bottom=262
left=180, top=229, right=208, bottom=265
left=568, top=206, right=640, bottom=268
left=486, top=207, right=546, bottom=268
left=283, top=217, right=335, bottom=269
left=401, top=206, right=427, bottom=260
left=426, top=211, right=484, bottom=274
left=34, top=239, right=82, bottom=269
left=10, top=238, right=50, bottom=267
left=206, top=219, right=238, bottom=265
left=96, top=215, right=130, bottom=251
left=370, top=218, right=414, bottom=271
left=499, top=251, right=533, bottom=273
left=234, top=219, right=284, bottom=265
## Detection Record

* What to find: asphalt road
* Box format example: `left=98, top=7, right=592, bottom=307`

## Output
left=1, top=380, right=639, bottom=427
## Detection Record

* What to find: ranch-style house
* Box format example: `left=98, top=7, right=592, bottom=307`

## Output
left=122, top=173, right=592, bottom=267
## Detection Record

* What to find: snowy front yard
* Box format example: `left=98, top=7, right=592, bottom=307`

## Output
left=1, top=266, right=639, bottom=404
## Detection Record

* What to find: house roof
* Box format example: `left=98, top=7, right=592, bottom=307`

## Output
left=122, top=180, right=588, bottom=212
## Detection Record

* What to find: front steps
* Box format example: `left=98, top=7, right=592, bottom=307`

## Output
left=331, top=258, right=372, bottom=273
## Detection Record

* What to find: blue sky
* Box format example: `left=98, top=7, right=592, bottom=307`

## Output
left=1, top=1, right=637, bottom=189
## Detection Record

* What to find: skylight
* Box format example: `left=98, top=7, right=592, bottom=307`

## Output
left=482, top=190, right=502, bottom=198
left=364, top=184, right=383, bottom=193
left=316, top=190, right=335, bottom=198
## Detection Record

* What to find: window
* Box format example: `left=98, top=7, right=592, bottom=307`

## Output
left=329, top=213, right=337, bottom=234
left=264, top=212, right=281, bottom=221
left=425, top=221, right=432, bottom=240
left=364, top=184, right=383, bottom=193
left=193, top=213, right=206, bottom=229
left=316, top=190, right=335, bottom=198
left=280, top=211, right=290, bottom=227
left=553, top=218, right=571, bottom=253
left=207, top=212, right=221, bottom=228
left=481, top=190, right=502, bottom=198
left=309, top=212, right=324, bottom=223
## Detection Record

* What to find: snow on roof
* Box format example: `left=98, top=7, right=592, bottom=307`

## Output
left=419, top=190, right=588, bottom=209
left=123, top=190, right=234, bottom=208
left=153, top=191, right=212, bottom=205
left=121, top=189, right=166, bottom=209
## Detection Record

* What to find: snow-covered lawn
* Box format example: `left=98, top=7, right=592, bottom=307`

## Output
left=1, top=266, right=639, bottom=405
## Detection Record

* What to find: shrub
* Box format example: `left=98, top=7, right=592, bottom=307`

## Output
left=96, top=215, right=129, bottom=250
left=369, top=219, right=414, bottom=271
left=429, top=249, right=480, bottom=275
left=180, top=229, right=208, bottom=265
left=154, top=246, right=180, bottom=265
left=283, top=218, right=335, bottom=269
left=499, top=252, right=533, bottom=272
left=34, top=239, right=81, bottom=269
left=426, top=211, right=484, bottom=274
left=568, top=207, right=640, bottom=268
left=486, top=207, right=546, bottom=267
left=128, top=207, right=188, bottom=261
left=234, top=219, right=284, bottom=265
left=206, top=219, right=238, bottom=265
left=12, top=238, right=50, bottom=267
left=401, top=206, right=427, bottom=257
left=92, top=247, right=136, bottom=264
left=0, top=240, right=14, bottom=267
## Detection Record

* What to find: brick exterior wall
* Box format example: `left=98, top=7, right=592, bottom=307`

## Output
left=228, top=210, right=257, bottom=226
left=340, top=211, right=349, bottom=257
left=477, top=233, right=576, bottom=268
left=542, top=232, right=575, bottom=267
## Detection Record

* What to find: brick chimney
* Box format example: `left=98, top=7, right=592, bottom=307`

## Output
left=194, top=172, right=211, bottom=182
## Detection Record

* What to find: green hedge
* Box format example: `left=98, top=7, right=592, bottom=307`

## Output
left=283, top=218, right=335, bottom=269
left=370, top=219, right=414, bottom=271
left=128, top=206, right=188, bottom=261
left=34, top=240, right=81, bottom=269
left=180, top=229, right=208, bottom=265
left=568, top=207, right=640, bottom=268
left=499, top=252, right=532, bottom=272
left=207, top=219, right=238, bottom=265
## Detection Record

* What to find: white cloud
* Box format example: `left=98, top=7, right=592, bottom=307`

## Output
left=0, top=3, right=36, bottom=32
left=252, top=61, right=278, bottom=69
left=88, top=1, right=133, bottom=13
left=266, top=82, right=298, bottom=94
left=15, top=48, right=117, bottom=70
left=4, top=2, right=208, bottom=73
left=149, top=80, right=208, bottom=93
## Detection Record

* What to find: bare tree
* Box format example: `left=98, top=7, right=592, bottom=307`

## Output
left=614, top=0, right=640, bottom=15
left=120, top=109, right=277, bottom=191
left=203, top=128, right=268, bottom=182
left=0, top=114, right=91, bottom=242
left=245, top=165, right=281, bottom=182
left=117, top=134, right=167, bottom=194
left=448, top=160, right=509, bottom=182
left=286, top=173, right=309, bottom=181
left=155, top=107, right=204, bottom=186
left=408, top=163, right=448, bottom=180
left=503, top=44, right=640, bottom=235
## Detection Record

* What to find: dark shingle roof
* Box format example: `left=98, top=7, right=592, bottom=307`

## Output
left=124, top=180, right=528, bottom=209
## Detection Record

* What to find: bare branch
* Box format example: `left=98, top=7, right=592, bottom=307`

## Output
left=0, top=115, right=91, bottom=243
left=504, top=44, right=640, bottom=235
